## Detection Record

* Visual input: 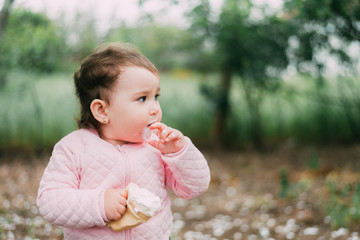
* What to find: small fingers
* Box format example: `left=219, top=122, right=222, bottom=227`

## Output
left=110, top=202, right=126, bottom=221
left=116, top=190, right=127, bottom=208
left=110, top=210, right=122, bottom=221
left=117, top=204, right=126, bottom=216
left=118, top=189, right=128, bottom=198
left=162, top=128, right=184, bottom=142
left=147, top=139, right=161, bottom=149
left=160, top=127, right=174, bottom=142
left=149, top=123, right=173, bottom=142
left=149, top=123, right=183, bottom=142
left=118, top=197, right=127, bottom=207
left=166, top=131, right=182, bottom=142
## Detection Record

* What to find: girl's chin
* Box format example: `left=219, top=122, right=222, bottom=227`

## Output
left=110, top=129, right=149, bottom=144
left=125, top=138, right=145, bottom=144
left=128, top=135, right=147, bottom=144
left=109, top=136, right=144, bottom=145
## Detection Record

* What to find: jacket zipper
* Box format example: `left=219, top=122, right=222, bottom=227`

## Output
left=116, top=145, right=131, bottom=186
left=125, top=151, right=131, bottom=240
left=117, top=146, right=131, bottom=240
left=124, top=151, right=131, bottom=187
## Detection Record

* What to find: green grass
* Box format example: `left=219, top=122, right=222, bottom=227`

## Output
left=0, top=71, right=78, bottom=149
left=228, top=74, right=360, bottom=144
left=0, top=70, right=360, bottom=150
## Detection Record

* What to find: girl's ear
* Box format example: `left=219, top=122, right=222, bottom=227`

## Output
left=90, top=99, right=109, bottom=124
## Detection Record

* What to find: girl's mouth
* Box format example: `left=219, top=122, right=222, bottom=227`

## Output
left=147, top=120, right=158, bottom=127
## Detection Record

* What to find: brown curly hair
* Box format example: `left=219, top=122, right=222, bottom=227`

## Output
left=73, top=43, right=159, bottom=129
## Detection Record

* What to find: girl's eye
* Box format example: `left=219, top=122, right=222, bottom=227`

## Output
left=155, top=94, right=160, bottom=100
left=138, top=96, right=146, bottom=102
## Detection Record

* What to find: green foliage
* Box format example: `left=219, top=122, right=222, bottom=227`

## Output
left=184, top=0, right=360, bottom=147
left=326, top=181, right=360, bottom=227
left=185, top=0, right=217, bottom=73
left=278, top=169, right=290, bottom=198
left=0, top=9, right=67, bottom=73
left=278, top=168, right=308, bottom=199
left=106, top=24, right=192, bottom=71
left=61, top=12, right=101, bottom=61
left=188, top=0, right=293, bottom=82
left=187, top=0, right=296, bottom=148
left=283, top=0, right=360, bottom=76
left=307, top=149, right=320, bottom=170
left=277, top=162, right=360, bottom=229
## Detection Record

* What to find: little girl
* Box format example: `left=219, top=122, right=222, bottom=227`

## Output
left=36, top=43, right=211, bottom=240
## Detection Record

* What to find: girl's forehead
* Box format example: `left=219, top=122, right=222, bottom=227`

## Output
left=112, top=67, right=160, bottom=91
left=120, top=66, right=159, bottom=81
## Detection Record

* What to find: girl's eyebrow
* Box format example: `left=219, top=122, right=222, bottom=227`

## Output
left=134, top=87, right=160, bottom=95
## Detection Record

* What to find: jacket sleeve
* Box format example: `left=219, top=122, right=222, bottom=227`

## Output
left=162, top=137, right=211, bottom=200
left=36, top=141, right=107, bottom=228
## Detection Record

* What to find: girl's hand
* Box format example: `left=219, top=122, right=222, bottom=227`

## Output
left=147, top=122, right=185, bottom=154
left=104, top=189, right=128, bottom=221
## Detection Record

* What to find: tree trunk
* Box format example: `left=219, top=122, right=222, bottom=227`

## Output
left=212, top=65, right=232, bottom=147
left=250, top=97, right=263, bottom=149
left=0, top=0, right=15, bottom=89
left=0, top=0, right=14, bottom=40
left=242, top=81, right=264, bottom=150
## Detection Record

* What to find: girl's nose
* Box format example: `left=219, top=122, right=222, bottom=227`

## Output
left=150, top=102, right=161, bottom=116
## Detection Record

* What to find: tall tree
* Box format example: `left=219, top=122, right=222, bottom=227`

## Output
left=188, top=0, right=293, bottom=148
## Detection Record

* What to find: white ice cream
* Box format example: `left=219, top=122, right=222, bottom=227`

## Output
left=127, top=183, right=161, bottom=217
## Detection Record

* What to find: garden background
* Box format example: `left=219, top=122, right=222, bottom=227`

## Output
left=1, top=0, right=360, bottom=239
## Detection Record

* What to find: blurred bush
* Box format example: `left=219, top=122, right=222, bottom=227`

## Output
left=0, top=9, right=67, bottom=73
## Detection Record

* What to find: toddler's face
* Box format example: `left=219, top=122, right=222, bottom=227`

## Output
left=102, top=66, right=162, bottom=145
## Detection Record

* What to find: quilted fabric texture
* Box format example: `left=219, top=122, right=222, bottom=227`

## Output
left=37, top=128, right=210, bottom=240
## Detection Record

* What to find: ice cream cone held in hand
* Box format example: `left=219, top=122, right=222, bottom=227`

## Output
left=107, top=183, right=161, bottom=232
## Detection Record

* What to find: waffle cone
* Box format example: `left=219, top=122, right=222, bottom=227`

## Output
left=107, top=202, right=151, bottom=232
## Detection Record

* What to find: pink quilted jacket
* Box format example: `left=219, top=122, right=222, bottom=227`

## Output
left=37, top=128, right=210, bottom=240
